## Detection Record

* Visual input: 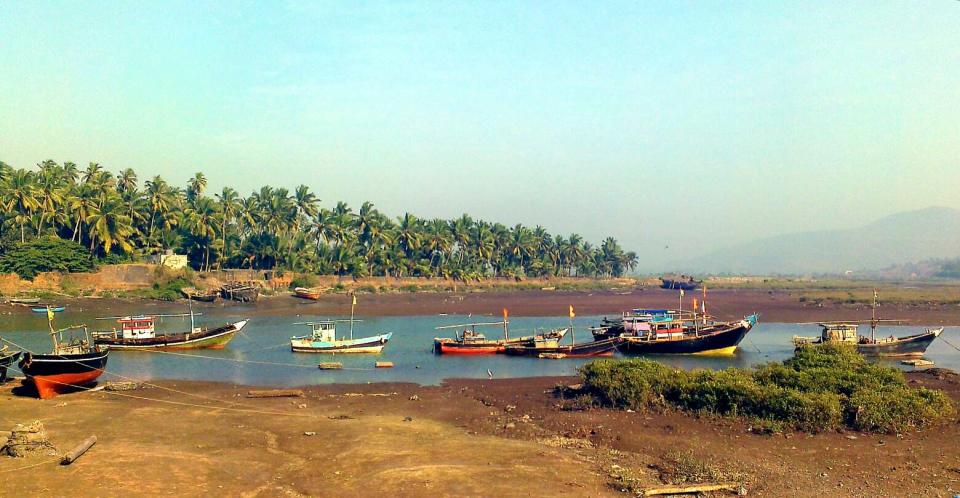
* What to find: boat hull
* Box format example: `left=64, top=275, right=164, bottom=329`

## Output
left=660, top=279, right=701, bottom=291
left=19, top=350, right=109, bottom=399
left=856, top=328, right=943, bottom=357
left=504, top=338, right=621, bottom=358
left=293, top=288, right=323, bottom=300
left=616, top=319, right=754, bottom=356
left=1, top=351, right=21, bottom=381
left=32, top=307, right=65, bottom=313
left=291, top=333, right=393, bottom=354
left=94, top=320, right=247, bottom=350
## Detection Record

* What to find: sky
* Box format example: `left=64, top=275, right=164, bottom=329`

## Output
left=1, top=2, right=958, bottom=269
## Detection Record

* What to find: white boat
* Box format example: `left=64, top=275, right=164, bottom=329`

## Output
left=291, top=321, right=392, bottom=354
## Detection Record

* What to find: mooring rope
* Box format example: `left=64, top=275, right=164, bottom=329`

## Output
left=938, top=330, right=960, bottom=353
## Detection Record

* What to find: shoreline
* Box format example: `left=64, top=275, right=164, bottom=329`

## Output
left=2, top=372, right=958, bottom=496
left=9, top=287, right=960, bottom=325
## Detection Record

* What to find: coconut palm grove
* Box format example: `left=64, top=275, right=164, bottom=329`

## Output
left=0, top=160, right=637, bottom=279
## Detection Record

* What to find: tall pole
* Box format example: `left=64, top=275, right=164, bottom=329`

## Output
left=871, top=289, right=878, bottom=342
left=188, top=296, right=196, bottom=332
left=349, top=293, right=356, bottom=340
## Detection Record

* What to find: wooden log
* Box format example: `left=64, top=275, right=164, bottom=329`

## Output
left=60, top=435, right=97, bottom=465
left=375, top=361, right=394, bottom=368
left=319, top=362, right=343, bottom=370
left=246, top=389, right=304, bottom=398
left=643, top=482, right=740, bottom=496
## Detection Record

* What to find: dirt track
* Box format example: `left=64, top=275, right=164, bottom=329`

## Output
left=2, top=370, right=959, bottom=497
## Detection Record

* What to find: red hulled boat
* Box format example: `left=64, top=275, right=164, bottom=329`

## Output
left=20, top=318, right=108, bottom=399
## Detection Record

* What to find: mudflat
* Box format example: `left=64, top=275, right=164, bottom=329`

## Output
left=31, top=287, right=960, bottom=325
left=2, top=370, right=959, bottom=497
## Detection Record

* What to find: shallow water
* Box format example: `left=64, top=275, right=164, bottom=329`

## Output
left=2, top=308, right=958, bottom=386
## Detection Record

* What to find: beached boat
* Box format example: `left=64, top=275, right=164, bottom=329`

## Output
left=1, top=345, right=21, bottom=381
left=290, top=321, right=392, bottom=353
left=660, top=274, right=701, bottom=291
left=92, top=310, right=247, bottom=350
left=433, top=319, right=568, bottom=355
left=8, top=297, right=40, bottom=305
left=792, top=291, right=942, bottom=357
left=181, top=287, right=218, bottom=302
left=220, top=282, right=260, bottom=302
left=615, top=314, right=758, bottom=356
left=32, top=306, right=66, bottom=313
left=293, top=287, right=324, bottom=300
left=19, top=318, right=108, bottom=399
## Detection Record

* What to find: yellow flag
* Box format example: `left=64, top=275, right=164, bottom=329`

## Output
left=693, top=298, right=698, bottom=311
left=679, top=289, right=685, bottom=298
left=352, top=294, right=357, bottom=306
left=569, top=305, right=575, bottom=318
left=47, top=307, right=54, bottom=322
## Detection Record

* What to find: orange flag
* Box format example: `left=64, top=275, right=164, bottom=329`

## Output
left=569, top=305, right=576, bottom=319
left=503, top=308, right=509, bottom=321
left=693, top=298, right=698, bottom=312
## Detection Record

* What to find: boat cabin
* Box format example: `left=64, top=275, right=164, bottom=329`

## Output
left=305, top=321, right=338, bottom=342
left=116, top=316, right=158, bottom=340
left=819, top=323, right=859, bottom=344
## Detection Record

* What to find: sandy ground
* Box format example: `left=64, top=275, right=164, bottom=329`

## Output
left=23, top=287, right=960, bottom=325
left=1, top=370, right=959, bottom=497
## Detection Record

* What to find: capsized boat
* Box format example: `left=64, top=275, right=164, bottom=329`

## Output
left=660, top=274, right=701, bottom=290
left=8, top=297, right=41, bottom=305
left=792, top=291, right=942, bottom=357
left=290, top=320, right=392, bottom=353
left=1, top=344, right=22, bottom=381
left=91, top=305, right=247, bottom=350
left=220, top=282, right=260, bottom=302
left=19, top=321, right=108, bottom=399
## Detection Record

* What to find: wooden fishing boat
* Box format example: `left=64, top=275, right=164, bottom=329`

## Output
left=504, top=336, right=620, bottom=358
left=1, top=346, right=22, bottom=381
left=9, top=297, right=41, bottom=305
left=220, top=282, right=260, bottom=302
left=19, top=322, right=108, bottom=399
left=290, top=321, right=392, bottom=353
left=32, top=306, right=66, bottom=313
left=660, top=275, right=701, bottom=291
left=433, top=319, right=568, bottom=355
left=615, top=314, right=758, bottom=356
left=293, top=287, right=324, bottom=300
left=792, top=291, right=942, bottom=357
left=92, top=313, right=247, bottom=350
left=181, top=287, right=218, bottom=302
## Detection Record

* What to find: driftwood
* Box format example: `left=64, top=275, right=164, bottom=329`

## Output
left=643, top=482, right=741, bottom=496
left=60, top=436, right=97, bottom=465
left=246, top=389, right=304, bottom=398
left=375, top=361, right=394, bottom=369
left=319, top=363, right=343, bottom=370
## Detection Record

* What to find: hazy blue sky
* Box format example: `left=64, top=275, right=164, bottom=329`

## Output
left=1, top=2, right=958, bottom=268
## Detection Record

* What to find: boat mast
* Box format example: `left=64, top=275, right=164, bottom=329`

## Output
left=349, top=293, right=356, bottom=340
left=188, top=296, right=196, bottom=332
left=871, top=289, right=878, bottom=342
left=569, top=305, right=576, bottom=346
left=503, top=308, right=509, bottom=341
left=46, top=305, right=60, bottom=352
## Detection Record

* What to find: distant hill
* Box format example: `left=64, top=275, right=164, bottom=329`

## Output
left=675, top=207, right=960, bottom=275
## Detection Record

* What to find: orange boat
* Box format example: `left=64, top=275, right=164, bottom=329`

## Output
left=294, top=287, right=323, bottom=300
left=20, top=321, right=108, bottom=399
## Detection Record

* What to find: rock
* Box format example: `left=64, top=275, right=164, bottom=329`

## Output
left=504, top=405, right=516, bottom=413
left=520, top=414, right=531, bottom=422
left=297, top=404, right=307, bottom=409
left=304, top=432, right=316, bottom=436
left=403, top=416, right=413, bottom=422
left=2, top=421, right=56, bottom=458
left=408, top=395, right=419, bottom=401
left=505, top=422, right=516, bottom=429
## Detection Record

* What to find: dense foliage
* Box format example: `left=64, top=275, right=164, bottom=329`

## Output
left=0, top=160, right=637, bottom=279
left=579, top=344, right=956, bottom=433
left=0, top=237, right=96, bottom=279
left=935, top=260, right=960, bottom=279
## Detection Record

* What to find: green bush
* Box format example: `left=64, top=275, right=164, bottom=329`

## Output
left=289, top=275, right=316, bottom=289
left=0, top=237, right=95, bottom=279
left=579, top=345, right=956, bottom=433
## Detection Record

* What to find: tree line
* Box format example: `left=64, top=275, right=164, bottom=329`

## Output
left=0, top=160, right=638, bottom=279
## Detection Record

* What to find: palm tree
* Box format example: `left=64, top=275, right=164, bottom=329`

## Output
left=187, top=172, right=207, bottom=203
left=67, top=183, right=101, bottom=244
left=33, top=166, right=65, bottom=239
left=3, top=169, right=39, bottom=242
left=116, top=168, right=138, bottom=193
left=215, top=187, right=241, bottom=267
left=184, top=196, right=220, bottom=271
left=395, top=213, right=422, bottom=257
left=293, top=185, right=319, bottom=231
left=87, top=194, right=134, bottom=254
